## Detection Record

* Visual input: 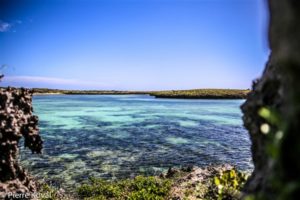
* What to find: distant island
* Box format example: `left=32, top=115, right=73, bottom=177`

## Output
left=32, top=88, right=250, bottom=99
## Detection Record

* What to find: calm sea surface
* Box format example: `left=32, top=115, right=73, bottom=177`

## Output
left=20, top=95, right=252, bottom=189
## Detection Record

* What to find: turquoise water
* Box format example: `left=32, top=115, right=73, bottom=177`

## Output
left=20, top=95, right=252, bottom=189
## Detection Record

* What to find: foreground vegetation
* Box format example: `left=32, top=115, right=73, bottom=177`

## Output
left=32, top=88, right=250, bottom=99
left=40, top=165, right=249, bottom=200
left=77, top=176, right=172, bottom=200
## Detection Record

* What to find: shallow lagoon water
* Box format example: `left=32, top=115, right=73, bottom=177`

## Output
left=20, top=95, right=252, bottom=189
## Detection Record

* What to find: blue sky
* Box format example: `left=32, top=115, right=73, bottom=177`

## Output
left=0, top=0, right=269, bottom=90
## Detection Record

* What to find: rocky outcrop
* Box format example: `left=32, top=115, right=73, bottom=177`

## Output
left=242, top=0, right=300, bottom=198
left=166, top=165, right=242, bottom=200
left=0, top=87, right=43, bottom=199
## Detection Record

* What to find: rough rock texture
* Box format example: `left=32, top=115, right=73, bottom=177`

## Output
left=241, top=60, right=284, bottom=193
left=167, top=165, right=237, bottom=200
left=242, top=0, right=300, bottom=198
left=0, top=87, right=43, bottom=198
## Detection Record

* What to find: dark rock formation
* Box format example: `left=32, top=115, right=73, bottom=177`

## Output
left=242, top=0, right=300, bottom=198
left=0, top=87, right=43, bottom=198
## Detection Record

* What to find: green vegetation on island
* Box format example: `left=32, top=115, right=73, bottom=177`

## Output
left=32, top=88, right=250, bottom=99
left=150, top=89, right=250, bottom=99
left=31, top=88, right=148, bottom=95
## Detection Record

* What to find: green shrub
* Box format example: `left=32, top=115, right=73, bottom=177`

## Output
left=77, top=176, right=172, bottom=200
left=38, top=184, right=62, bottom=200
left=205, top=168, right=249, bottom=200
left=77, top=177, right=123, bottom=199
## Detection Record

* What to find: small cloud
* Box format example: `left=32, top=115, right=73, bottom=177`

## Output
left=2, top=75, right=115, bottom=89
left=0, top=21, right=12, bottom=32
left=4, top=76, right=82, bottom=85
